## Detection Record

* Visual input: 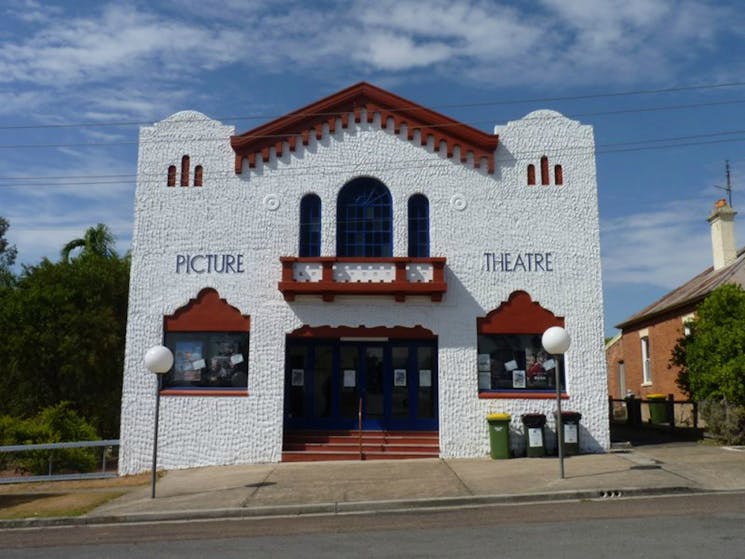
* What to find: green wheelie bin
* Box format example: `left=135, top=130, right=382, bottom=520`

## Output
left=486, top=413, right=511, bottom=459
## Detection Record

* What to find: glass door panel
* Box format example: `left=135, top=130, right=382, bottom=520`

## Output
left=365, top=346, right=384, bottom=419
left=287, top=344, right=307, bottom=419
left=391, top=346, right=409, bottom=418
left=417, top=345, right=435, bottom=419
left=339, top=345, right=358, bottom=419
left=313, top=345, right=333, bottom=419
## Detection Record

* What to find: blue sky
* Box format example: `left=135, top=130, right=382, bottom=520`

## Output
left=1, top=0, right=745, bottom=336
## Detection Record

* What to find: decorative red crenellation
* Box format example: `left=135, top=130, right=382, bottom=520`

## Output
left=231, top=82, right=499, bottom=175
left=477, top=291, right=564, bottom=334
left=287, top=324, right=436, bottom=339
left=164, top=288, right=250, bottom=332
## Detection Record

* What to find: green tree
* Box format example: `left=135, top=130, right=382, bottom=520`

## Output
left=0, top=226, right=129, bottom=437
left=674, top=284, right=745, bottom=405
left=61, top=223, right=116, bottom=262
left=0, top=216, right=17, bottom=287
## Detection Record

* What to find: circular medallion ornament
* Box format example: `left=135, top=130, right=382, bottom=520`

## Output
left=263, top=194, right=280, bottom=211
left=450, top=194, right=467, bottom=211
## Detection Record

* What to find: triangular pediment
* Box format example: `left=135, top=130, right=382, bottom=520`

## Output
left=231, top=82, right=498, bottom=174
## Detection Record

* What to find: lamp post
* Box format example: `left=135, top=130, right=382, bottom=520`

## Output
left=144, top=345, right=173, bottom=499
left=542, top=326, right=570, bottom=480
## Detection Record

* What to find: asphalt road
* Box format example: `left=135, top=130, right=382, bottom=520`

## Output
left=1, top=492, right=744, bottom=558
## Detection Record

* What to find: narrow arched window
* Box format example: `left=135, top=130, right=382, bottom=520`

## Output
left=194, top=165, right=203, bottom=187
left=167, top=165, right=176, bottom=187
left=554, top=165, right=563, bottom=186
left=299, top=194, right=322, bottom=257
left=527, top=164, right=536, bottom=186
left=540, top=156, right=549, bottom=186
left=336, top=177, right=392, bottom=257
left=408, top=194, right=429, bottom=257
left=180, top=155, right=190, bottom=186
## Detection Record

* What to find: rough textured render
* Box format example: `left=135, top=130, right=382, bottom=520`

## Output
left=120, top=90, right=608, bottom=475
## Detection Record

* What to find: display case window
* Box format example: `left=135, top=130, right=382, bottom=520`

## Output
left=164, top=332, right=249, bottom=390
left=477, top=334, right=564, bottom=392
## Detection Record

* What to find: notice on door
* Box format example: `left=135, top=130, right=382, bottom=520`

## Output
left=343, top=369, right=356, bottom=388
left=420, top=369, right=432, bottom=388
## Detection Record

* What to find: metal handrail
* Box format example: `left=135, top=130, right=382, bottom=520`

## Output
left=0, top=439, right=119, bottom=484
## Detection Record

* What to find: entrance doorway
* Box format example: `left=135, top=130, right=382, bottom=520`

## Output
left=284, top=338, right=438, bottom=431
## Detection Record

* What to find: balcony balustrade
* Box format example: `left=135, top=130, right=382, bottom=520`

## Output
left=278, top=256, right=447, bottom=302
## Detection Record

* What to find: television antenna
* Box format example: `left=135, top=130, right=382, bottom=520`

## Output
left=714, top=160, right=733, bottom=207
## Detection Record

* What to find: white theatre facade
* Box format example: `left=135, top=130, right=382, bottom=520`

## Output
left=119, top=82, right=608, bottom=474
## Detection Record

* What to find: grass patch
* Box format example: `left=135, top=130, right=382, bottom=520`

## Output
left=0, top=491, right=125, bottom=519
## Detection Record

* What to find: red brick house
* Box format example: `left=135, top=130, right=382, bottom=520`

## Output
left=607, top=200, right=745, bottom=399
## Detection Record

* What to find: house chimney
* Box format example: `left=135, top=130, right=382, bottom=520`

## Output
left=707, top=198, right=737, bottom=270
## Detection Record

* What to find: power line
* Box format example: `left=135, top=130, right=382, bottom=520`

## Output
left=0, top=80, right=744, bottom=132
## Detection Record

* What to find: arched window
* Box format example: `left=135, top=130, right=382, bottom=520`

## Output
left=554, top=165, right=563, bottom=186
left=167, top=165, right=176, bottom=187
left=527, top=164, right=536, bottom=186
left=336, top=177, right=392, bottom=257
left=408, top=194, right=430, bottom=257
left=194, top=165, right=203, bottom=187
left=299, top=194, right=322, bottom=257
left=540, top=156, right=549, bottom=186
left=180, top=155, right=190, bottom=187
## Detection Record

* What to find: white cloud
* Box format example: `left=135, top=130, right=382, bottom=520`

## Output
left=601, top=198, right=717, bottom=289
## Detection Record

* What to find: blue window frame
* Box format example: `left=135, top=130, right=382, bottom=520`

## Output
left=336, top=178, right=392, bottom=257
left=408, top=194, right=429, bottom=257
left=299, top=194, right=322, bottom=257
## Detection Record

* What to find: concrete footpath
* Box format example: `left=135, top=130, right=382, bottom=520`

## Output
left=4, top=442, right=745, bottom=528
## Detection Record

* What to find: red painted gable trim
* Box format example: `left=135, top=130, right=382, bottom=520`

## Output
left=164, top=288, right=250, bottom=332
left=231, top=82, right=499, bottom=174
left=477, top=291, right=564, bottom=334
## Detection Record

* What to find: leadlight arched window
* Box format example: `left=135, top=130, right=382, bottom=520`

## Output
left=408, top=194, right=430, bottom=257
left=299, top=193, right=322, bottom=257
left=336, top=177, right=392, bottom=257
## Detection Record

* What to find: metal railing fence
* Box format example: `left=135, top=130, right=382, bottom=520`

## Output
left=0, top=439, right=119, bottom=484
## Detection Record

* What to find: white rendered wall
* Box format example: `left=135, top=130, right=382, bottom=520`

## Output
left=119, top=108, right=608, bottom=474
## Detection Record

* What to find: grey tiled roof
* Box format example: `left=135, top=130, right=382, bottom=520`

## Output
left=615, top=247, right=745, bottom=329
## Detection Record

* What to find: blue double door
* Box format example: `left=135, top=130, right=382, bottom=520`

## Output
left=284, top=339, right=438, bottom=431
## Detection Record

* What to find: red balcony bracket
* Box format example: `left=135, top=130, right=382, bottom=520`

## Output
left=278, top=256, right=447, bottom=302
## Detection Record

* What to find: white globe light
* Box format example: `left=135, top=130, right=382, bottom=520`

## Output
left=144, top=345, right=174, bottom=374
left=542, top=326, right=571, bottom=354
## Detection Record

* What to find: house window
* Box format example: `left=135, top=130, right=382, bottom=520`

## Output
left=299, top=193, right=322, bottom=257
left=477, top=334, right=564, bottom=391
left=164, top=332, right=248, bottom=389
left=618, top=361, right=626, bottom=396
left=407, top=194, right=429, bottom=257
left=336, top=177, right=392, bottom=257
left=641, top=336, right=651, bottom=384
